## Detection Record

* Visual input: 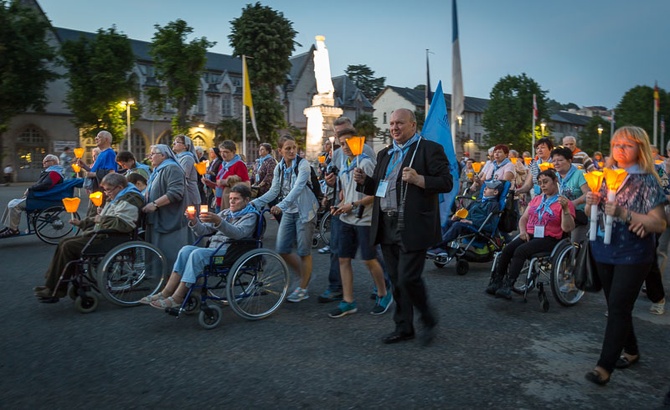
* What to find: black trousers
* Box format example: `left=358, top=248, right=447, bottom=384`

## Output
left=495, top=236, right=559, bottom=282
left=380, top=213, right=436, bottom=335
left=595, top=262, right=650, bottom=374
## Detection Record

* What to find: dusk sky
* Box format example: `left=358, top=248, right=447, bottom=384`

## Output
left=38, top=0, right=670, bottom=109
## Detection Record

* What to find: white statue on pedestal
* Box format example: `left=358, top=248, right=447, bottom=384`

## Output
left=313, top=35, right=334, bottom=95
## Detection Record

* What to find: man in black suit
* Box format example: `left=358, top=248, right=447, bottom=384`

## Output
left=354, top=108, right=452, bottom=345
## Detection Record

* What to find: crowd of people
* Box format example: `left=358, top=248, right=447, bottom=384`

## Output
left=2, top=113, right=669, bottom=399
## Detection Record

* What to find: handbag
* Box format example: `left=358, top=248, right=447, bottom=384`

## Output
left=573, top=240, right=602, bottom=292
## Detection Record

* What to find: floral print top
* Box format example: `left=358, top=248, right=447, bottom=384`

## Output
left=591, top=171, right=667, bottom=265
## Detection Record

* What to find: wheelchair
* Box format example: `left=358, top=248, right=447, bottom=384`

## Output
left=490, top=236, right=584, bottom=312
left=311, top=208, right=332, bottom=248
left=52, top=228, right=167, bottom=313
left=5, top=178, right=84, bottom=244
left=427, top=180, right=512, bottom=275
left=165, top=209, right=290, bottom=330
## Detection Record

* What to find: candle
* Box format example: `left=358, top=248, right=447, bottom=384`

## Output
left=72, top=163, right=81, bottom=173
left=200, top=205, right=209, bottom=214
left=584, top=171, right=604, bottom=241
left=472, top=162, right=482, bottom=173
left=186, top=205, right=196, bottom=218
left=194, top=162, right=208, bottom=175
left=318, top=155, right=326, bottom=164
left=89, top=191, right=103, bottom=207
left=73, top=147, right=85, bottom=159
left=602, top=168, right=628, bottom=245
left=62, top=197, right=81, bottom=221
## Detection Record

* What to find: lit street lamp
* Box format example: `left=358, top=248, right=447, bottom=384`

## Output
left=121, top=99, right=135, bottom=153
left=457, top=115, right=463, bottom=139
left=540, top=119, right=546, bottom=136
left=597, top=124, right=604, bottom=152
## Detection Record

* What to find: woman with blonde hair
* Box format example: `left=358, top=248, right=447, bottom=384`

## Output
left=584, top=126, right=667, bottom=385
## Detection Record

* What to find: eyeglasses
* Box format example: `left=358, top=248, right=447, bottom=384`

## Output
left=150, top=152, right=162, bottom=156
left=173, top=140, right=184, bottom=145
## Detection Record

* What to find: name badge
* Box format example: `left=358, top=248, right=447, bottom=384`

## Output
left=376, top=180, right=389, bottom=197
left=534, top=225, right=545, bottom=238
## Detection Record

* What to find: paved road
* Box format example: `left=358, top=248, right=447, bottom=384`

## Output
left=0, top=183, right=668, bottom=409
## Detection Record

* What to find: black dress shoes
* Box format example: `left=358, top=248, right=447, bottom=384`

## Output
left=382, top=331, right=415, bottom=344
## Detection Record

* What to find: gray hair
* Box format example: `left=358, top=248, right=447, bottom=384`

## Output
left=97, top=130, right=112, bottom=143
left=563, top=135, right=576, bottom=144
left=43, top=154, right=59, bottom=164
left=101, top=172, right=128, bottom=188
left=333, top=116, right=353, bottom=127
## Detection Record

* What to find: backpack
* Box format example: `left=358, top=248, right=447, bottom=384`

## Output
left=281, top=156, right=324, bottom=203
left=497, top=187, right=518, bottom=233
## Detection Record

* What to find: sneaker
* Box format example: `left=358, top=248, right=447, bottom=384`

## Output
left=328, top=300, right=357, bottom=318
left=370, top=286, right=378, bottom=300
left=650, top=298, right=665, bottom=315
left=370, top=292, right=394, bottom=315
left=286, top=287, right=309, bottom=303
left=318, top=246, right=330, bottom=254
left=426, top=247, right=446, bottom=257
left=559, top=282, right=576, bottom=293
left=318, top=288, right=343, bottom=303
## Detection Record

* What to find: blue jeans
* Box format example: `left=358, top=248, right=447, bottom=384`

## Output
left=173, top=245, right=225, bottom=285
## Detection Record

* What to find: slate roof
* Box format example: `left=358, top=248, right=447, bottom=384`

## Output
left=550, top=111, right=592, bottom=125
left=53, top=27, right=241, bottom=73
left=383, top=86, right=489, bottom=113
left=332, top=75, right=373, bottom=109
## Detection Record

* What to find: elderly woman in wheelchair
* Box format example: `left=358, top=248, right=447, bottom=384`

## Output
left=34, top=173, right=144, bottom=302
left=141, top=184, right=259, bottom=309
left=486, top=170, right=575, bottom=299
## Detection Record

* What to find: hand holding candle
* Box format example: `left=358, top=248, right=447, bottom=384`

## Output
left=186, top=205, right=196, bottom=219
left=602, top=168, right=628, bottom=244
left=584, top=171, right=604, bottom=241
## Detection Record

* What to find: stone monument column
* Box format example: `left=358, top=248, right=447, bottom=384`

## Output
left=304, top=35, right=342, bottom=160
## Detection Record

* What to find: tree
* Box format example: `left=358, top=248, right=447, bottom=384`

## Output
left=0, top=0, right=57, bottom=162
left=60, top=26, right=136, bottom=142
left=482, top=73, right=546, bottom=152
left=345, top=64, right=386, bottom=101
left=353, top=114, right=379, bottom=140
left=615, top=85, right=669, bottom=147
left=229, top=2, right=298, bottom=140
left=150, top=19, right=214, bottom=135
left=215, top=118, right=242, bottom=144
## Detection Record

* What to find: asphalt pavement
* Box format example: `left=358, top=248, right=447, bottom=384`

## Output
left=0, top=183, right=668, bottom=409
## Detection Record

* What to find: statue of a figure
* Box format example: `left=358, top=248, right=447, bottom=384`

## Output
left=313, top=35, right=334, bottom=95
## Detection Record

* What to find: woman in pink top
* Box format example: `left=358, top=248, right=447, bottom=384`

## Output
left=486, top=169, right=575, bottom=298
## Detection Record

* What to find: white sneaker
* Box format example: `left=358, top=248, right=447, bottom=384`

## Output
left=650, top=298, right=665, bottom=315
left=287, top=287, right=309, bottom=303
left=318, top=246, right=330, bottom=254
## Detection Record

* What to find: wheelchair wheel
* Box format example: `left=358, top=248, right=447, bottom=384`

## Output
left=68, top=285, right=79, bottom=301
left=74, top=293, right=99, bottom=313
left=456, top=259, right=469, bottom=275
left=183, top=294, right=200, bottom=315
left=226, top=249, right=290, bottom=320
left=550, top=242, right=585, bottom=307
left=318, top=211, right=332, bottom=246
left=96, top=241, right=167, bottom=307
left=198, top=304, right=223, bottom=330
left=34, top=206, right=80, bottom=245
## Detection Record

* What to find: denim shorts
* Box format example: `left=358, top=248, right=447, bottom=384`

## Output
left=337, top=221, right=376, bottom=260
left=275, top=211, right=316, bottom=256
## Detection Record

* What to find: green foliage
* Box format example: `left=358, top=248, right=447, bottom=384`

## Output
left=578, top=115, right=611, bottom=156
left=0, top=0, right=57, bottom=162
left=353, top=114, right=379, bottom=140
left=345, top=65, right=386, bottom=101
left=615, top=85, right=669, bottom=148
left=229, top=2, right=297, bottom=142
left=215, top=118, right=242, bottom=144
left=60, top=26, right=136, bottom=141
left=285, top=125, right=305, bottom=150
left=482, top=73, right=546, bottom=153
left=150, top=19, right=214, bottom=135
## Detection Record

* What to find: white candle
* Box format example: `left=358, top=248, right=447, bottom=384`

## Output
left=589, top=203, right=598, bottom=241
left=603, top=190, right=616, bottom=244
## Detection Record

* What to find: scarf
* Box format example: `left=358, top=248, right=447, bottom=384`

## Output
left=341, top=153, right=371, bottom=175
left=146, top=158, right=179, bottom=200
left=536, top=194, right=559, bottom=223
left=110, top=183, right=142, bottom=204
left=557, top=165, right=577, bottom=195
left=45, top=165, right=65, bottom=178
left=255, top=154, right=273, bottom=183
left=216, top=154, right=242, bottom=199
left=492, top=158, right=511, bottom=176
left=223, top=202, right=260, bottom=222
left=385, top=134, right=421, bottom=179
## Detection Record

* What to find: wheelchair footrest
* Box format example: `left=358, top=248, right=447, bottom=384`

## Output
left=166, top=307, right=180, bottom=317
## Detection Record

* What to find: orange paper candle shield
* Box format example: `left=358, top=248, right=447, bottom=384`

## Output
left=524, top=157, right=532, bottom=166
left=471, top=162, right=482, bottom=173
left=318, top=155, right=326, bottom=164
left=455, top=208, right=469, bottom=219
left=584, top=171, right=604, bottom=193
left=194, top=162, right=208, bottom=175
left=510, top=157, right=518, bottom=164
left=655, top=159, right=664, bottom=165
left=62, top=197, right=81, bottom=213
left=346, top=136, right=366, bottom=156
left=89, top=191, right=103, bottom=207
left=71, top=163, right=81, bottom=173
left=603, top=168, right=628, bottom=191
left=537, top=162, right=554, bottom=172
left=73, top=147, right=85, bottom=159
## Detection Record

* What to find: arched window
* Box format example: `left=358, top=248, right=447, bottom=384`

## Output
left=16, top=127, right=47, bottom=169
left=192, top=135, right=206, bottom=148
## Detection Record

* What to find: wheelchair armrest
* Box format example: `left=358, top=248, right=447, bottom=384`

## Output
left=193, top=232, right=216, bottom=247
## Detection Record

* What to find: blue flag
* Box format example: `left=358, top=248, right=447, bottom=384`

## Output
left=422, top=81, right=459, bottom=227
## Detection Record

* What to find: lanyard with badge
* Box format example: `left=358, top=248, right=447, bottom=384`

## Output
left=376, top=137, right=421, bottom=198
left=534, top=194, right=558, bottom=238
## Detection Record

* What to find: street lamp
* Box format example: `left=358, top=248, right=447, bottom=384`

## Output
left=540, top=119, right=546, bottom=136
left=121, top=99, right=135, bottom=153
left=457, top=115, right=463, bottom=139
left=597, top=124, right=604, bottom=152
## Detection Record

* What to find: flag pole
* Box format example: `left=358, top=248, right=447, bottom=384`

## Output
left=653, top=82, right=659, bottom=148
left=242, top=55, right=248, bottom=159
left=532, top=94, right=537, bottom=158
left=425, top=49, right=432, bottom=119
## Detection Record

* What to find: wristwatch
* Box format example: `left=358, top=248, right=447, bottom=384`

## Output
left=152, top=201, right=159, bottom=208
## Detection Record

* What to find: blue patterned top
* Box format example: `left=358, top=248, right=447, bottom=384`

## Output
left=591, top=171, right=667, bottom=265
